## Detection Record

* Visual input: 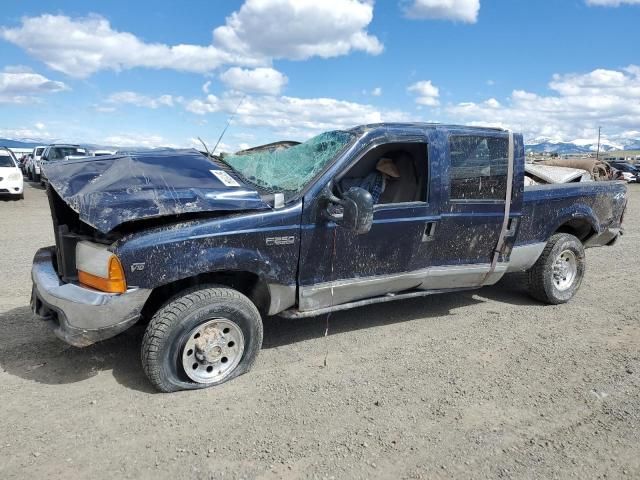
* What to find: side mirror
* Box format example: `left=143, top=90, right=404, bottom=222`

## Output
left=323, top=186, right=374, bottom=234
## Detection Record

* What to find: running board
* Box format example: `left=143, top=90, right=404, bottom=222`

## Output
left=278, top=287, right=476, bottom=319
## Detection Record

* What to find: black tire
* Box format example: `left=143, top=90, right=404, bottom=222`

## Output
left=527, top=233, right=585, bottom=304
left=34, top=173, right=41, bottom=183
left=141, top=285, right=263, bottom=393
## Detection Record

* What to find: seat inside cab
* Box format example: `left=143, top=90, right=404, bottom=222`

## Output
left=336, top=142, right=428, bottom=204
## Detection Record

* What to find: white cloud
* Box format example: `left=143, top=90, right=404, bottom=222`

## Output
left=0, top=14, right=264, bottom=78
left=185, top=94, right=221, bottom=115
left=586, top=0, right=640, bottom=6
left=219, top=67, right=288, bottom=95
left=371, top=87, right=383, bottom=96
left=102, top=133, right=178, bottom=149
left=483, top=98, right=501, bottom=108
left=188, top=137, right=237, bottom=154
left=2, top=2, right=383, bottom=79
left=213, top=0, right=383, bottom=60
left=0, top=66, right=68, bottom=103
left=408, top=80, right=440, bottom=106
left=444, top=65, right=640, bottom=142
left=0, top=125, right=54, bottom=140
left=106, top=91, right=177, bottom=109
left=235, top=96, right=406, bottom=133
left=185, top=92, right=410, bottom=137
left=404, top=0, right=480, bottom=23
left=202, top=80, right=212, bottom=94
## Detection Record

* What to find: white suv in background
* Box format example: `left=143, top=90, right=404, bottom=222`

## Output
left=39, top=144, right=89, bottom=185
left=0, top=147, right=24, bottom=200
left=26, top=145, right=47, bottom=182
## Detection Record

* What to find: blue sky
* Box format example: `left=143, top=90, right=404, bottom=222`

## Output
left=1, top=0, right=639, bottom=150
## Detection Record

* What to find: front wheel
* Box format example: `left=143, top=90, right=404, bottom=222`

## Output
left=527, top=233, right=585, bottom=304
left=141, top=285, right=263, bottom=392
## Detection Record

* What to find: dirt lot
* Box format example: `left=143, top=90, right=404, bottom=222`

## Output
left=0, top=181, right=638, bottom=479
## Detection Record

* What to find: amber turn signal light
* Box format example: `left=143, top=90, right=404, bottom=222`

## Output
left=78, top=255, right=127, bottom=294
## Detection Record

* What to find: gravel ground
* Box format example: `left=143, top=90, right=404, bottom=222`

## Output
left=0, top=181, right=638, bottom=479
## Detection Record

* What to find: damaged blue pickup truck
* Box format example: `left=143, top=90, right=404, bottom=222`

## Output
left=31, top=124, right=627, bottom=392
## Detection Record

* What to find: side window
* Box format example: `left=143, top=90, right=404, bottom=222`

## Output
left=336, top=142, right=428, bottom=205
left=449, top=135, right=508, bottom=201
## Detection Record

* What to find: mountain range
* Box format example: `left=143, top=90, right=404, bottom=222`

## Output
left=525, top=138, right=640, bottom=155
left=3, top=136, right=640, bottom=154
left=0, top=138, right=42, bottom=148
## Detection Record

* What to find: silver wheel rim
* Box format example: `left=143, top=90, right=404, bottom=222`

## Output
left=552, top=249, right=578, bottom=291
left=181, top=318, right=245, bottom=384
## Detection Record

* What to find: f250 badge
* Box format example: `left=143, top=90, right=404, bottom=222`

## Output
left=131, top=263, right=146, bottom=272
left=266, top=236, right=295, bottom=246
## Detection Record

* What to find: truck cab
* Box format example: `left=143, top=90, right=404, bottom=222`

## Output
left=31, top=124, right=627, bottom=392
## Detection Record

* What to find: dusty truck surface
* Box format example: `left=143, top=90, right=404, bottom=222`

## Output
left=31, top=124, right=627, bottom=392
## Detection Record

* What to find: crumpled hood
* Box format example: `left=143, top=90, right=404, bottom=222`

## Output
left=43, top=149, right=270, bottom=234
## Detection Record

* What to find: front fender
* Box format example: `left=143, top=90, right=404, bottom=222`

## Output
left=122, top=242, right=287, bottom=289
left=113, top=205, right=303, bottom=290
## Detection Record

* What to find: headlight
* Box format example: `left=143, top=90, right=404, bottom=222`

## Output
left=8, top=172, right=22, bottom=181
left=76, top=241, right=127, bottom=293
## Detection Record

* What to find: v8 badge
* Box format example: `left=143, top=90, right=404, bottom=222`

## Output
left=131, top=263, right=146, bottom=273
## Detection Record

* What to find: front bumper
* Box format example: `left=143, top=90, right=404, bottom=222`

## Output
left=0, top=176, right=23, bottom=195
left=31, top=247, right=151, bottom=347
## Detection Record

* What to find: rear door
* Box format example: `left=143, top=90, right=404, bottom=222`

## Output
left=426, top=129, right=521, bottom=287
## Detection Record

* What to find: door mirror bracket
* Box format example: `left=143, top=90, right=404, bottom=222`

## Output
left=321, top=183, right=374, bottom=234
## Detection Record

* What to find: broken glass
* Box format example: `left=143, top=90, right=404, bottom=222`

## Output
left=223, top=130, right=355, bottom=196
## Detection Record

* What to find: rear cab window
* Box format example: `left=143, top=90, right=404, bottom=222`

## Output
left=449, top=134, right=509, bottom=201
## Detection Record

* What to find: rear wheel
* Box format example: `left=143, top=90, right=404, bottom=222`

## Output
left=527, top=233, right=585, bottom=304
left=141, top=285, right=263, bottom=392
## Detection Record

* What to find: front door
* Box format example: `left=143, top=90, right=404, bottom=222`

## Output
left=297, top=139, right=434, bottom=312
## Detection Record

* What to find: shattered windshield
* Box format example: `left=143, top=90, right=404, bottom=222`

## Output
left=223, top=130, right=354, bottom=196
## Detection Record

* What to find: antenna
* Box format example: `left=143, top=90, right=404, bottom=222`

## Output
left=211, top=96, right=246, bottom=156
left=197, top=137, right=211, bottom=157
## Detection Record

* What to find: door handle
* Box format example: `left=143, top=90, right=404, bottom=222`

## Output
left=422, top=221, right=437, bottom=242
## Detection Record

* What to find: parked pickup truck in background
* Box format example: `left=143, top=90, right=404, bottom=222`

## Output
left=31, top=123, right=627, bottom=392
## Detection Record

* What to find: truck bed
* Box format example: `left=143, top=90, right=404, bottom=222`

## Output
left=518, top=181, right=627, bottom=247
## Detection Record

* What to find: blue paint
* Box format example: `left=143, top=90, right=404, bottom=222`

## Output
left=43, top=148, right=270, bottom=234
left=43, top=124, right=627, bottom=311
